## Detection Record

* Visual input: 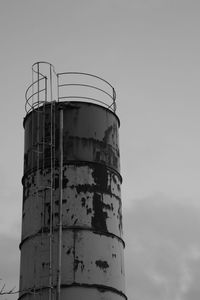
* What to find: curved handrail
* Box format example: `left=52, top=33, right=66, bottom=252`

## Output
left=25, top=77, right=46, bottom=100
left=58, top=71, right=114, bottom=90
left=57, top=72, right=116, bottom=112
left=58, top=96, right=112, bottom=107
left=25, top=62, right=117, bottom=114
left=25, top=77, right=47, bottom=113
left=58, top=83, right=113, bottom=100
left=25, top=62, right=55, bottom=114
left=32, top=61, right=56, bottom=78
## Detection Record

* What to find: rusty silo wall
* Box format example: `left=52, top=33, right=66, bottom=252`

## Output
left=19, top=101, right=126, bottom=300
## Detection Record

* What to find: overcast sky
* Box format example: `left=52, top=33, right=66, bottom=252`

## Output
left=1, top=1, right=200, bottom=299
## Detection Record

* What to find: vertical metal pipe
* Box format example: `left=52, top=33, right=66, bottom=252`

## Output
left=48, top=65, right=53, bottom=300
left=35, top=62, right=40, bottom=300
left=57, top=107, right=63, bottom=300
left=57, top=74, right=60, bottom=102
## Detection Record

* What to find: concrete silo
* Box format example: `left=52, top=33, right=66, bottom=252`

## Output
left=19, top=62, right=126, bottom=300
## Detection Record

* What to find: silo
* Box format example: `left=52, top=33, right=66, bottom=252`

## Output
left=19, top=62, right=126, bottom=300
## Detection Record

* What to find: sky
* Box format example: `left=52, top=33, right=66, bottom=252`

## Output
left=1, top=0, right=200, bottom=299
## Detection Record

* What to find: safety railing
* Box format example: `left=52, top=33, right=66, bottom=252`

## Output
left=25, top=77, right=47, bottom=113
left=25, top=62, right=116, bottom=114
left=57, top=72, right=116, bottom=112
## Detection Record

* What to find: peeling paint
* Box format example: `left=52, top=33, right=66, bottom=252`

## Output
left=86, top=208, right=92, bottom=215
left=92, top=164, right=108, bottom=192
left=74, top=259, right=85, bottom=272
left=23, top=102, right=120, bottom=175
left=92, top=193, right=108, bottom=232
left=95, top=260, right=109, bottom=271
left=20, top=102, right=125, bottom=300
left=63, top=176, right=68, bottom=188
left=81, top=197, right=86, bottom=207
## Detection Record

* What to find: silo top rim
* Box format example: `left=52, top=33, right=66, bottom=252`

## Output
left=23, top=101, right=120, bottom=128
left=25, top=61, right=117, bottom=115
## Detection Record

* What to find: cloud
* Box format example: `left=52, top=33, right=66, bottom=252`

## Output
left=179, top=247, right=200, bottom=300
left=2, top=192, right=200, bottom=300
left=0, top=234, right=20, bottom=299
left=123, top=195, right=200, bottom=300
left=0, top=164, right=21, bottom=237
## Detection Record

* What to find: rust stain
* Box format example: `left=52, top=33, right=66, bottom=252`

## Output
left=54, top=175, right=59, bottom=189
left=118, top=205, right=123, bottom=234
left=81, top=197, right=86, bottom=207
left=76, top=184, right=94, bottom=194
left=86, top=207, right=92, bottom=215
left=103, top=125, right=113, bottom=143
left=21, top=103, right=125, bottom=296
left=91, top=193, right=108, bottom=232
left=74, top=218, right=78, bottom=225
left=95, top=260, right=109, bottom=272
left=74, top=258, right=85, bottom=272
left=63, top=176, right=68, bottom=188
left=92, top=164, right=108, bottom=193
left=66, top=247, right=72, bottom=255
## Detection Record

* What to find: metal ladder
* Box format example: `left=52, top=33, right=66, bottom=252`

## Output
left=31, top=62, right=56, bottom=300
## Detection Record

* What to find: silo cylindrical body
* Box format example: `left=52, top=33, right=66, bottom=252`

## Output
left=19, top=99, right=126, bottom=299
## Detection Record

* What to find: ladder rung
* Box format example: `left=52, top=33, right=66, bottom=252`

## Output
left=32, top=150, right=43, bottom=154
left=32, top=142, right=55, bottom=146
left=38, top=186, right=55, bottom=190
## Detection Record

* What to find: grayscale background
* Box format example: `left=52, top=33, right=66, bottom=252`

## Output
left=1, top=1, right=200, bottom=299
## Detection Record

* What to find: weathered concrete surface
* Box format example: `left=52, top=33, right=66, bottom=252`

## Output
left=23, top=102, right=120, bottom=174
left=20, top=231, right=125, bottom=295
left=19, top=102, right=126, bottom=300
left=21, top=165, right=123, bottom=241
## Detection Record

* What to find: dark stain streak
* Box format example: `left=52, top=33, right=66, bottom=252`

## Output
left=66, top=247, right=72, bottom=255
left=54, top=212, right=59, bottom=218
left=91, top=193, right=108, bottom=232
left=118, top=205, right=123, bottom=233
left=117, top=183, right=120, bottom=191
left=103, top=202, right=113, bottom=211
left=42, top=262, right=49, bottom=268
left=74, top=259, right=84, bottom=272
left=81, top=197, right=86, bottom=207
left=63, top=176, right=68, bottom=188
left=92, top=164, right=109, bottom=193
left=95, top=260, right=109, bottom=271
left=86, top=208, right=92, bottom=214
left=54, top=176, right=59, bottom=189
left=76, top=184, right=95, bottom=194
left=103, top=125, right=113, bottom=143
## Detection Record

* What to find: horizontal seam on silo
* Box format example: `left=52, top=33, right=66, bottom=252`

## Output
left=23, top=101, right=121, bottom=128
left=18, top=282, right=127, bottom=300
left=21, top=160, right=123, bottom=185
left=23, top=195, right=122, bottom=208
left=19, top=226, right=125, bottom=249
